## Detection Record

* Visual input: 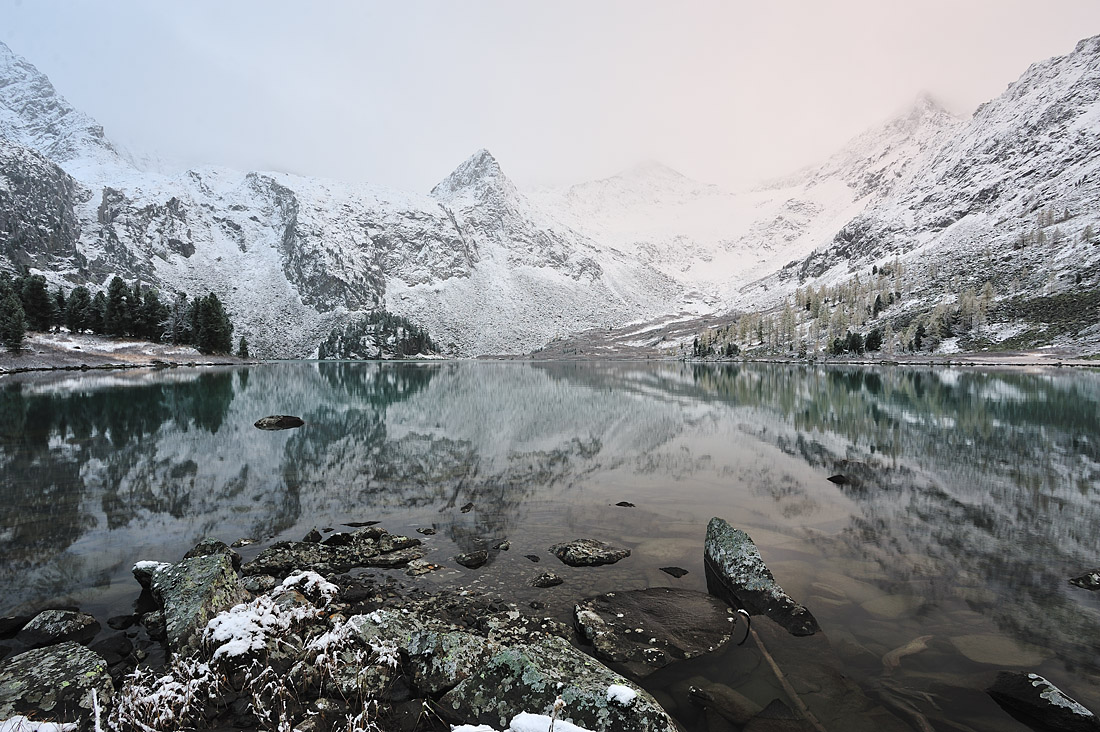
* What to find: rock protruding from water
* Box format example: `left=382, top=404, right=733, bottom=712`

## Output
left=455, top=550, right=489, bottom=569
left=0, top=641, right=113, bottom=727
left=439, top=633, right=677, bottom=732
left=242, top=526, right=423, bottom=577
left=703, top=517, right=820, bottom=636
left=575, top=588, right=735, bottom=678
left=1069, top=568, right=1100, bottom=590
left=988, top=672, right=1100, bottom=732
left=549, top=538, right=631, bottom=567
left=149, top=546, right=249, bottom=653
left=254, top=415, right=305, bottom=430
left=16, top=609, right=100, bottom=648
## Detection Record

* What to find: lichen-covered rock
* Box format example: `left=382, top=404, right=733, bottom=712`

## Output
left=988, top=671, right=1100, bottom=732
left=150, top=552, right=249, bottom=653
left=131, top=560, right=171, bottom=590
left=15, top=610, right=100, bottom=649
left=0, top=641, right=113, bottom=728
left=347, top=610, right=492, bottom=695
left=242, top=528, right=422, bottom=577
left=574, top=588, right=735, bottom=677
left=439, top=633, right=677, bottom=731
left=549, top=539, right=631, bottom=567
left=704, top=517, right=820, bottom=637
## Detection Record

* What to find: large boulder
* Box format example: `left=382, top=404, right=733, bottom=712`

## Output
left=549, top=539, right=631, bottom=567
left=574, top=588, right=735, bottom=677
left=242, top=527, right=422, bottom=577
left=254, top=415, right=305, bottom=430
left=439, top=633, right=677, bottom=732
left=0, top=641, right=113, bottom=729
left=988, top=672, right=1100, bottom=732
left=704, top=517, right=819, bottom=636
left=149, top=549, right=249, bottom=653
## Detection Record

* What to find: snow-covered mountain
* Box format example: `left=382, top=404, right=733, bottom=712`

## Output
left=3, top=34, right=1100, bottom=357
left=742, top=35, right=1100, bottom=335
left=532, top=94, right=961, bottom=306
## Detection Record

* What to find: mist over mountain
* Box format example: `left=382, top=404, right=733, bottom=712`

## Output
left=2, top=35, right=1099, bottom=357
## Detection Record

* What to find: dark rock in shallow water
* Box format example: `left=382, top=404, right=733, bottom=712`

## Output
left=615, top=501, right=636, bottom=507
left=254, top=415, right=304, bottom=430
left=184, top=537, right=242, bottom=569
left=574, top=588, right=735, bottom=678
left=689, top=681, right=763, bottom=726
left=456, top=550, right=489, bottom=569
left=89, top=632, right=133, bottom=666
left=660, top=566, right=689, bottom=578
left=0, top=641, right=113, bottom=727
left=242, top=528, right=423, bottom=577
left=302, top=527, right=323, bottom=543
left=416, top=527, right=437, bottom=536
left=106, top=614, right=135, bottom=631
left=704, top=517, right=820, bottom=637
left=1069, top=568, right=1100, bottom=590
left=549, top=538, right=631, bottom=567
left=524, top=554, right=541, bottom=563
left=16, top=609, right=100, bottom=648
left=988, top=671, right=1100, bottom=732
left=531, top=572, right=563, bottom=588
left=0, top=616, right=30, bottom=639
left=826, top=474, right=851, bottom=485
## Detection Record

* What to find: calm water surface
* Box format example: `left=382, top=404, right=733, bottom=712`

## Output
left=2, top=361, right=1099, bottom=730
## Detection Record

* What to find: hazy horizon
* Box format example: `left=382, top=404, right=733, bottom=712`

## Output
left=3, top=0, right=1100, bottom=193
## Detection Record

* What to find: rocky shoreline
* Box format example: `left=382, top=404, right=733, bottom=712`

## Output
left=2, top=521, right=1098, bottom=732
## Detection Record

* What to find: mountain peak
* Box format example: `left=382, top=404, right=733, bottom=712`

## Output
left=430, top=148, right=518, bottom=205
left=0, top=39, right=122, bottom=170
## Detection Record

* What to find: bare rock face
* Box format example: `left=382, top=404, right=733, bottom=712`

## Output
left=703, top=517, right=820, bottom=637
left=988, top=672, right=1100, bottom=732
left=574, top=588, right=736, bottom=678
left=0, top=641, right=113, bottom=728
left=549, top=538, right=631, bottom=567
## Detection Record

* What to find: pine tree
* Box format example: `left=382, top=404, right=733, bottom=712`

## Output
left=0, top=291, right=27, bottom=353
left=65, top=286, right=92, bottom=334
left=89, top=292, right=107, bottom=334
left=105, top=276, right=132, bottom=336
left=191, top=293, right=233, bottom=354
left=237, top=337, right=249, bottom=359
left=20, top=275, right=55, bottom=332
left=53, top=288, right=66, bottom=332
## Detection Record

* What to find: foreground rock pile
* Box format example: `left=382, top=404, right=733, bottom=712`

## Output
left=2, top=518, right=1098, bottom=732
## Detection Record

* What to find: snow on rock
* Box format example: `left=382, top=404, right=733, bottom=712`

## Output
left=606, top=684, right=638, bottom=705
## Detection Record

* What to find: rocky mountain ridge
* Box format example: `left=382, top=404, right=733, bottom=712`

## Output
left=3, top=36, right=1100, bottom=356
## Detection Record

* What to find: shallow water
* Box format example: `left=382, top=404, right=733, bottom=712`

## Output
left=2, top=360, right=1100, bottom=730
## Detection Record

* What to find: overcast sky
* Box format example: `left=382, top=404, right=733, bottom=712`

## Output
left=3, top=1, right=1100, bottom=192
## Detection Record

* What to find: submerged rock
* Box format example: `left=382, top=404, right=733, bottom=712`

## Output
left=531, top=572, right=563, bottom=588
left=149, top=549, right=249, bottom=653
left=254, top=415, right=305, bottom=430
left=549, top=539, right=631, bottom=567
left=456, top=550, right=489, bottom=569
left=988, top=672, right=1100, bottom=732
left=703, top=517, right=820, bottom=636
left=16, top=609, right=100, bottom=649
left=574, top=588, right=735, bottom=677
left=439, top=633, right=677, bottom=732
left=0, top=641, right=113, bottom=727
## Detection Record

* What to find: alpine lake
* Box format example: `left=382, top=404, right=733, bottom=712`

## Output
left=2, top=360, right=1100, bottom=731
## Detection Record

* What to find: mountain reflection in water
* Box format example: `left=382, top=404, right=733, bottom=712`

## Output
left=2, top=361, right=1099, bottom=726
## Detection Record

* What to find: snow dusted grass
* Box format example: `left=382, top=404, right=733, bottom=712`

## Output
left=0, top=719, right=77, bottom=732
